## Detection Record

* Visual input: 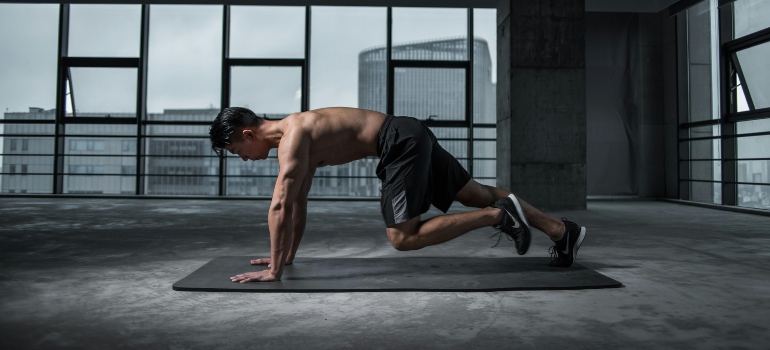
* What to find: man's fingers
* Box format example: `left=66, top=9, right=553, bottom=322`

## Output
left=250, top=258, right=268, bottom=265
left=230, top=270, right=275, bottom=283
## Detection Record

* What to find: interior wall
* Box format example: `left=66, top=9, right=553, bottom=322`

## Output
left=585, top=12, right=641, bottom=196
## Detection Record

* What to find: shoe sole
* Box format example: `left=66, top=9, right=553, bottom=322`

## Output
left=572, top=226, right=586, bottom=264
left=507, top=194, right=531, bottom=255
left=508, top=194, right=530, bottom=227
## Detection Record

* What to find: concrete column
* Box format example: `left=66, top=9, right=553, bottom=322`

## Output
left=639, top=12, right=666, bottom=198
left=497, top=0, right=587, bottom=210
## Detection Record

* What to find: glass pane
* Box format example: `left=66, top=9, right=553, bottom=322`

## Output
left=227, top=177, right=274, bottom=196
left=429, top=127, right=468, bottom=139
left=736, top=75, right=750, bottom=113
left=737, top=135, right=770, bottom=159
left=737, top=119, right=770, bottom=135
left=145, top=138, right=215, bottom=157
left=147, top=125, right=210, bottom=137
left=688, top=124, right=720, bottom=138
left=2, top=154, right=54, bottom=171
left=735, top=41, right=770, bottom=110
left=230, top=66, right=302, bottom=116
left=68, top=5, right=141, bottom=57
left=474, top=127, right=496, bottom=139
left=2, top=175, right=53, bottom=194
left=148, top=5, right=222, bottom=114
left=63, top=175, right=135, bottom=194
left=738, top=160, right=770, bottom=184
left=305, top=163, right=381, bottom=197
left=687, top=160, right=721, bottom=181
left=474, top=140, right=496, bottom=158
left=64, top=156, right=135, bottom=175
left=473, top=159, right=496, bottom=179
left=230, top=6, right=305, bottom=59
left=1, top=135, right=55, bottom=193
left=738, top=184, right=770, bottom=209
left=145, top=175, right=218, bottom=196
left=65, top=137, right=134, bottom=155
left=66, top=68, right=137, bottom=117
left=359, top=46, right=387, bottom=114
left=1, top=136, right=55, bottom=155
left=394, top=68, right=465, bottom=121
left=66, top=124, right=135, bottom=136
left=310, top=6, right=386, bottom=110
left=301, top=159, right=379, bottom=197
left=227, top=152, right=278, bottom=175
left=688, top=181, right=721, bottom=204
left=687, top=139, right=721, bottom=159
left=0, top=124, right=55, bottom=135
left=226, top=148, right=277, bottom=196
left=687, top=1, right=714, bottom=122
left=147, top=109, right=219, bottom=123
left=392, top=8, right=468, bottom=61
left=0, top=4, right=58, bottom=116
left=473, top=8, right=496, bottom=124
left=734, top=0, right=770, bottom=39
left=144, top=137, right=219, bottom=195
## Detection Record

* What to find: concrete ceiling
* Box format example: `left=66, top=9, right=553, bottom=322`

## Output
left=586, top=0, right=680, bottom=13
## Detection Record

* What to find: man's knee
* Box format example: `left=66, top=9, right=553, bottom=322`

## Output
left=387, top=233, right=412, bottom=251
left=385, top=216, right=422, bottom=251
left=386, top=222, right=420, bottom=251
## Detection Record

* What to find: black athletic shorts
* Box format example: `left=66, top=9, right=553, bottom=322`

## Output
left=376, top=115, right=472, bottom=227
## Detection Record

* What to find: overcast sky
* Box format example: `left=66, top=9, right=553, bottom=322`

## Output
left=0, top=4, right=496, bottom=117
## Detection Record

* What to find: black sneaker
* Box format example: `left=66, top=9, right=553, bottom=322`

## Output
left=490, top=195, right=531, bottom=255
left=548, top=218, right=586, bottom=268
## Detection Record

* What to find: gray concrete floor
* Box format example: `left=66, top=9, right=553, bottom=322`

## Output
left=1, top=198, right=769, bottom=349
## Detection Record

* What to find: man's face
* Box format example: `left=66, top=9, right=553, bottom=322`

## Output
left=224, top=130, right=267, bottom=162
left=225, top=141, right=254, bottom=162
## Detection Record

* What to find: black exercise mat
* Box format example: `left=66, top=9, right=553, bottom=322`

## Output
left=173, top=256, right=622, bottom=292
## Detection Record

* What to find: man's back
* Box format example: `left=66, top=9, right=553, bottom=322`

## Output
left=287, top=107, right=387, bottom=168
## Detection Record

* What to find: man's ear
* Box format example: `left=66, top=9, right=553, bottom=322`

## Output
left=241, top=129, right=255, bottom=140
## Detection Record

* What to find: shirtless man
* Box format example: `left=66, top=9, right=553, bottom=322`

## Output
left=208, top=107, right=586, bottom=283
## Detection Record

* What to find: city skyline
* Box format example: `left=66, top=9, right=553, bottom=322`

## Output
left=1, top=35, right=498, bottom=197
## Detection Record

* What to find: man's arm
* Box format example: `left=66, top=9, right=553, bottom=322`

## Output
left=287, top=167, right=315, bottom=264
left=231, top=126, right=309, bottom=283
left=250, top=167, right=314, bottom=267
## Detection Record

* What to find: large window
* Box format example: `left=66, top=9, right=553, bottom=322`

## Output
left=677, top=0, right=770, bottom=210
left=728, top=2, right=770, bottom=209
left=1, top=4, right=497, bottom=198
left=0, top=4, right=59, bottom=194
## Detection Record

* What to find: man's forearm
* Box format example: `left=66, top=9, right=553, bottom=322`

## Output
left=286, top=202, right=307, bottom=263
left=268, top=205, right=294, bottom=279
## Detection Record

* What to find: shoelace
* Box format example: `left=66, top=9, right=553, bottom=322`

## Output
left=488, top=230, right=514, bottom=248
left=548, top=245, right=562, bottom=262
left=549, top=217, right=572, bottom=261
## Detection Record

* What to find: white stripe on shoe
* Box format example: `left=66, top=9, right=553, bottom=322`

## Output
left=508, top=194, right=530, bottom=227
left=574, top=227, right=586, bottom=262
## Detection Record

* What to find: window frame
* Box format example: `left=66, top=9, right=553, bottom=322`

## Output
left=677, top=0, right=770, bottom=208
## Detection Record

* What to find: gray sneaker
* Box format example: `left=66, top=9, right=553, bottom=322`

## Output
left=490, top=195, right=531, bottom=255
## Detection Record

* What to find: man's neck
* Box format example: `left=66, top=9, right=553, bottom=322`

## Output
left=257, top=119, right=284, bottom=149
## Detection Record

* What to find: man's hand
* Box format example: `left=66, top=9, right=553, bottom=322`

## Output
left=230, top=270, right=278, bottom=283
left=250, top=257, right=293, bottom=268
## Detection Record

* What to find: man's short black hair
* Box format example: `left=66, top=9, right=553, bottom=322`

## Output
left=209, top=107, right=264, bottom=158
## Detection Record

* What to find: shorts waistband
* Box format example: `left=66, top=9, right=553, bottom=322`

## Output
left=377, top=114, right=395, bottom=158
